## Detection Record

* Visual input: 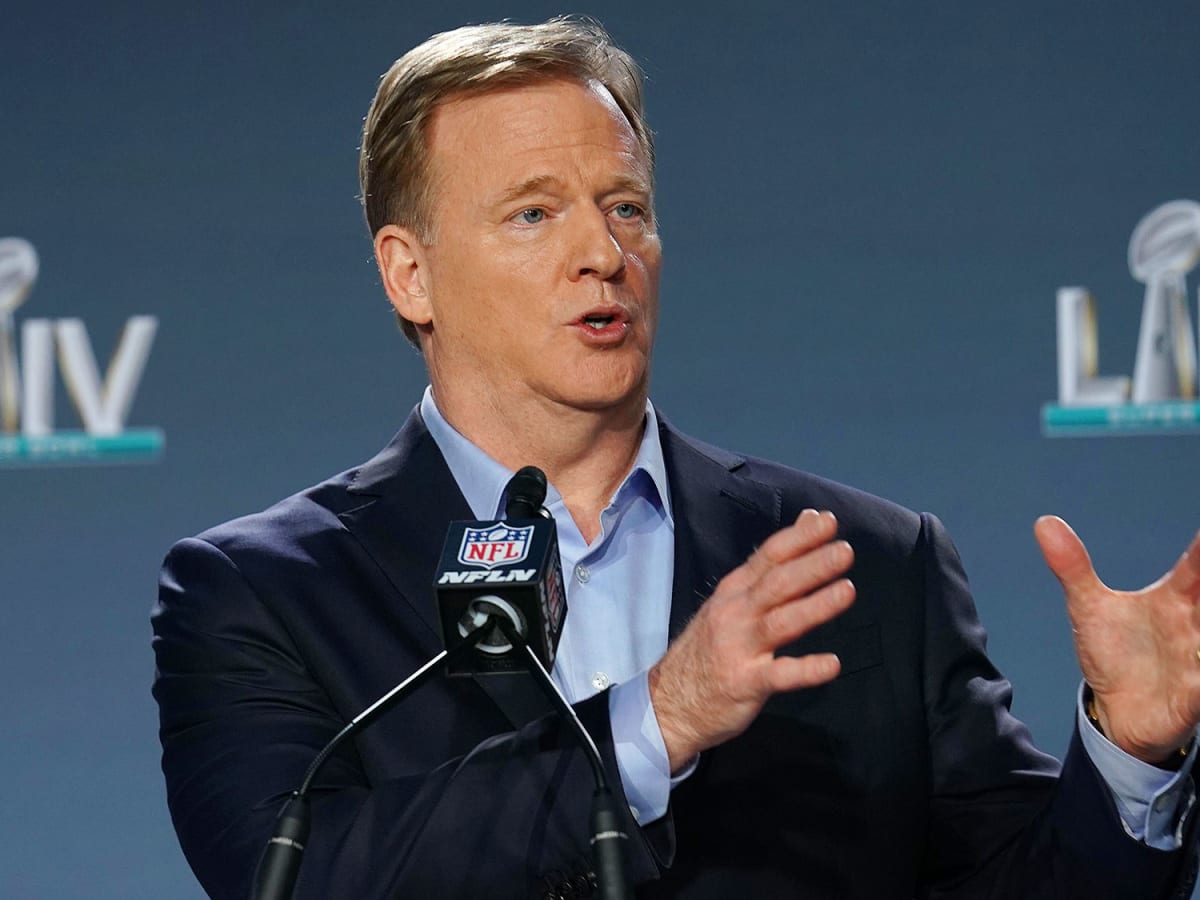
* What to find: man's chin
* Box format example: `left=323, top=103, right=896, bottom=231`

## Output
left=554, top=376, right=650, bottom=418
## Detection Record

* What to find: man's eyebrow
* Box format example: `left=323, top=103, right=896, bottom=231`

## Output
left=492, top=173, right=653, bottom=207
left=494, top=175, right=565, bottom=207
left=604, top=173, right=653, bottom=198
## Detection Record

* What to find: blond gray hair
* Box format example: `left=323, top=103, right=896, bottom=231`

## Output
left=358, top=17, right=654, bottom=345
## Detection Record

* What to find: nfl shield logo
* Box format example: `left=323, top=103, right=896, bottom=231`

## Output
left=458, top=523, right=535, bottom=569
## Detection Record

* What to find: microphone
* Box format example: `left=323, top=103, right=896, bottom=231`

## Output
left=251, top=467, right=629, bottom=900
left=438, top=467, right=630, bottom=898
left=435, top=465, right=567, bottom=675
left=505, top=464, right=547, bottom=518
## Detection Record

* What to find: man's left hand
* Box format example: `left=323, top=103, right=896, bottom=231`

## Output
left=1036, top=515, right=1200, bottom=766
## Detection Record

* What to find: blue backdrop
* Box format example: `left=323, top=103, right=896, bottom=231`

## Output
left=3, top=2, right=1198, bottom=896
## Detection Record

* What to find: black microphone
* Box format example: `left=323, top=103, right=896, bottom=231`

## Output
left=252, top=467, right=629, bottom=900
left=435, top=465, right=567, bottom=675
left=505, top=464, right=547, bottom=519
left=437, top=467, right=631, bottom=900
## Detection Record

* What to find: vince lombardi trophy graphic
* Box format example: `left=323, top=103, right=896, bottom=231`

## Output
left=1128, top=200, right=1200, bottom=403
left=0, top=239, right=39, bottom=433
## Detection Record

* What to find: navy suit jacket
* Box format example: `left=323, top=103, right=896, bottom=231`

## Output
left=152, top=410, right=1198, bottom=898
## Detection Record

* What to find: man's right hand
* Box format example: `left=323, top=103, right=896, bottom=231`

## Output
left=648, top=509, right=855, bottom=772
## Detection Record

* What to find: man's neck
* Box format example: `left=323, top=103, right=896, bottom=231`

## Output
left=430, top=385, right=647, bottom=544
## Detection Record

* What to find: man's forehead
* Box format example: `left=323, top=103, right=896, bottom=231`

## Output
left=427, top=78, right=644, bottom=166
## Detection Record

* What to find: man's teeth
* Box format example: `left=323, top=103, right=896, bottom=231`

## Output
left=583, top=316, right=613, bottom=329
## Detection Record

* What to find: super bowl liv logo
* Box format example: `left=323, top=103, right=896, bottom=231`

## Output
left=0, top=238, right=163, bottom=465
left=1043, top=200, right=1200, bottom=436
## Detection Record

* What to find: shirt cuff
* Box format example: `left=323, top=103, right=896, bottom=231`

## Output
left=1076, top=681, right=1198, bottom=849
left=609, top=670, right=697, bottom=825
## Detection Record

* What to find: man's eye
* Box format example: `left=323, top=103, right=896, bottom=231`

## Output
left=518, top=208, right=545, bottom=224
left=613, top=203, right=643, bottom=220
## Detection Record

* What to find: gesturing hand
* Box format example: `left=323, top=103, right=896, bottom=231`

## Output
left=1035, top=515, right=1200, bottom=765
left=648, top=509, right=855, bottom=772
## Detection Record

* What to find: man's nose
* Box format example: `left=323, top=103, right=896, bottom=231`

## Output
left=569, top=209, right=626, bottom=281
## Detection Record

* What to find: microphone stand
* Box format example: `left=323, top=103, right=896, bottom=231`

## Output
left=251, top=617, right=632, bottom=900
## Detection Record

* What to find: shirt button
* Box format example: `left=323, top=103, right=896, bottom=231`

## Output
left=591, top=671, right=610, bottom=690
left=575, top=564, right=591, bottom=584
left=1154, top=796, right=1169, bottom=813
left=629, top=805, right=640, bottom=820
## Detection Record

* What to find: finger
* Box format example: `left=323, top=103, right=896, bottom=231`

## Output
left=765, top=652, right=842, bottom=693
left=760, top=578, right=855, bottom=647
left=752, top=541, right=855, bottom=611
left=1034, top=515, right=1104, bottom=597
left=742, top=509, right=838, bottom=582
left=1165, top=529, right=1200, bottom=596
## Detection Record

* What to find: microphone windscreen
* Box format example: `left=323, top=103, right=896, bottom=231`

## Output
left=505, top=465, right=547, bottom=520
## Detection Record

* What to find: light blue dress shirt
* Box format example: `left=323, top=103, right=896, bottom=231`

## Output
left=420, top=386, right=1195, bottom=845
left=421, top=388, right=678, bottom=825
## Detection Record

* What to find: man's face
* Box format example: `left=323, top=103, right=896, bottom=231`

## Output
left=398, top=78, right=661, bottom=421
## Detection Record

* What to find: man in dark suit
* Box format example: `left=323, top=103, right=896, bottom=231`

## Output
left=153, top=17, right=1200, bottom=899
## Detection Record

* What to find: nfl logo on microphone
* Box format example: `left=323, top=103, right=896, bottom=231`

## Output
left=458, top=524, right=534, bottom=569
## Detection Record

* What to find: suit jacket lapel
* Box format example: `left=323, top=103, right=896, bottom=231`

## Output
left=339, top=411, right=465, bottom=643
left=338, top=409, right=554, bottom=729
left=659, top=418, right=871, bottom=682
left=658, top=418, right=784, bottom=639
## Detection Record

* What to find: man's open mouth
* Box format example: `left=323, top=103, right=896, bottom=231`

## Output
left=582, top=314, right=617, bottom=330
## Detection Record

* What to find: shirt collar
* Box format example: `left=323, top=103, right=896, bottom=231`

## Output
left=419, top=385, right=673, bottom=528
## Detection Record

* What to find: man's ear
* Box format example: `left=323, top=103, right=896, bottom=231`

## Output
left=375, top=225, right=433, bottom=326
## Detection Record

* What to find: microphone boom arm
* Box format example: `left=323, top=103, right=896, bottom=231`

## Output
left=251, top=625, right=493, bottom=900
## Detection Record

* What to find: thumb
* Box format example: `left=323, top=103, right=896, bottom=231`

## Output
left=1034, top=515, right=1102, bottom=597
